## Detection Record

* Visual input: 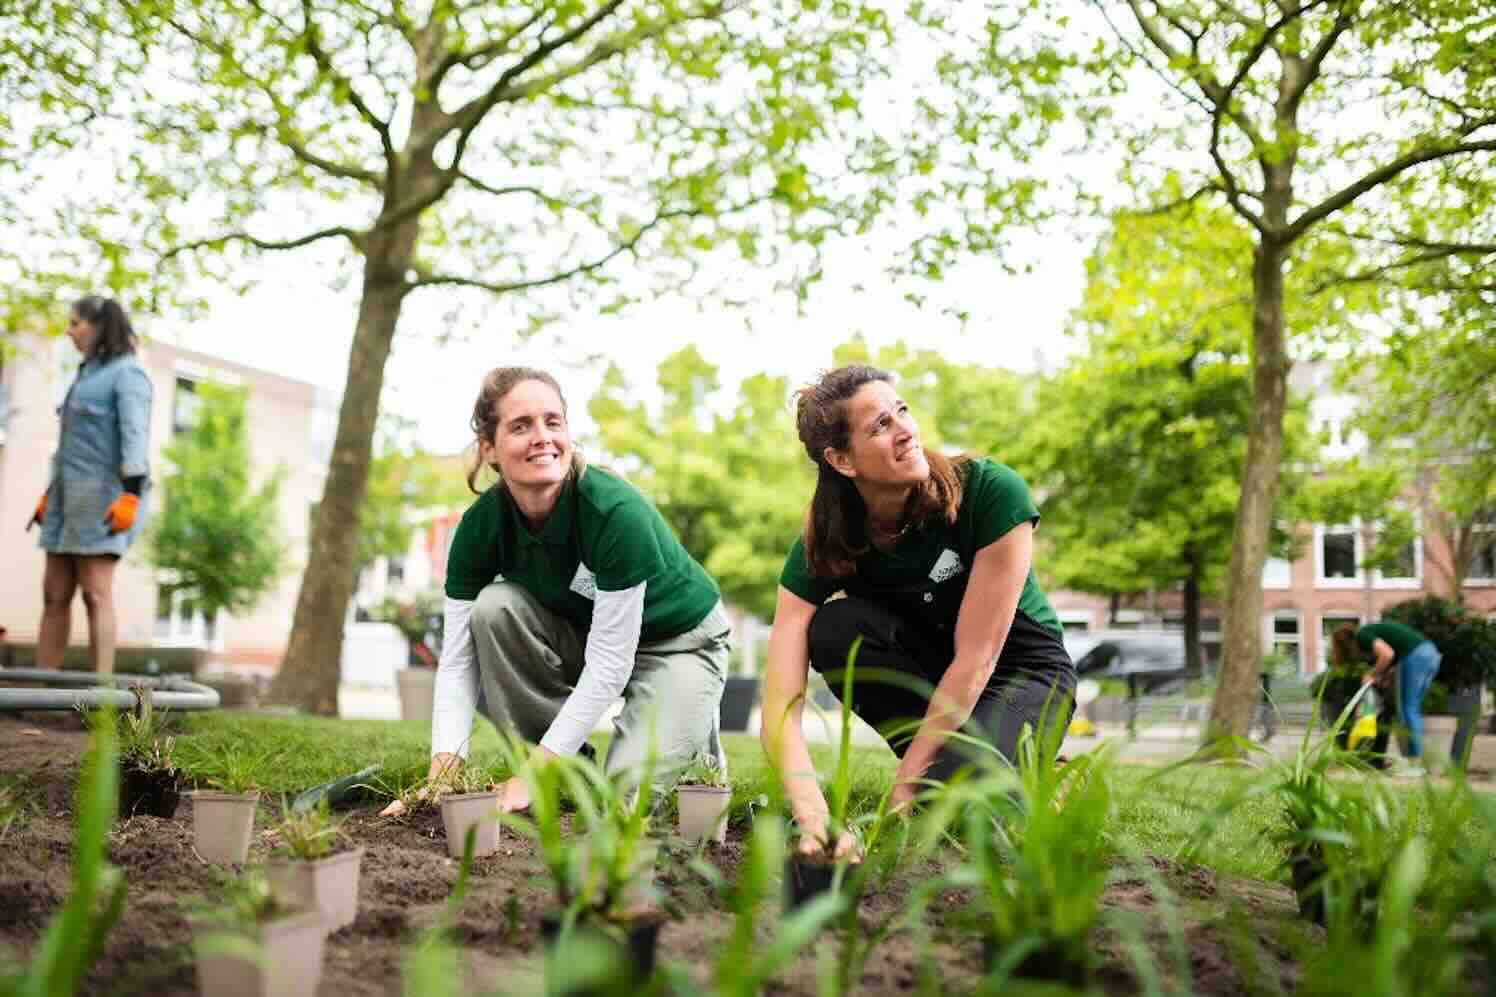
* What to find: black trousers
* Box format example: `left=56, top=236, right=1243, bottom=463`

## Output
left=806, top=596, right=1075, bottom=782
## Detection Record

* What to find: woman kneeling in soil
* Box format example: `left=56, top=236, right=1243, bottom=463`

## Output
left=761, top=365, right=1076, bottom=857
left=384, top=367, right=729, bottom=815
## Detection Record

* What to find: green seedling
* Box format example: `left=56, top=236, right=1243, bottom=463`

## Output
left=113, top=693, right=178, bottom=776
left=0, top=783, right=24, bottom=845
left=950, top=717, right=1115, bottom=988
left=677, top=751, right=729, bottom=788
left=270, top=797, right=347, bottom=862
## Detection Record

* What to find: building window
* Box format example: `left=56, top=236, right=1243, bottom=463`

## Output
left=1315, top=523, right=1361, bottom=587
left=1319, top=612, right=1361, bottom=670
left=1471, top=507, right=1496, bottom=583
left=172, top=377, right=200, bottom=435
left=387, top=556, right=406, bottom=584
left=1265, top=612, right=1302, bottom=674
left=153, top=584, right=224, bottom=650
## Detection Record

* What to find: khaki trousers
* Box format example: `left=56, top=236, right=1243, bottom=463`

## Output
left=469, top=582, right=729, bottom=793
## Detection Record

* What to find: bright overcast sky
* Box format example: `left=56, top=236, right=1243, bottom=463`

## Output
left=152, top=222, right=1090, bottom=455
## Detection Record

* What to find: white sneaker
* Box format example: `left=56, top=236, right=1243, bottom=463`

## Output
left=1389, top=759, right=1426, bottom=778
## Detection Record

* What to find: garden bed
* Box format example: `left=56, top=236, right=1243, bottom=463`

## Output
left=0, top=711, right=1427, bottom=995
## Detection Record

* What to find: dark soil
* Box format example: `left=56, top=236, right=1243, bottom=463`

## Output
left=0, top=711, right=1315, bottom=995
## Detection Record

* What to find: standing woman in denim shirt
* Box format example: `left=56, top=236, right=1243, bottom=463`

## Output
left=27, top=295, right=153, bottom=674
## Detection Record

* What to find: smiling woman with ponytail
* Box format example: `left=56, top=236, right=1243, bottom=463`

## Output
left=760, top=364, right=1076, bottom=859
left=381, top=366, right=730, bottom=817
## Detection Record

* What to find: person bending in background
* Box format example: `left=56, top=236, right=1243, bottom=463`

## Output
left=29, top=295, right=153, bottom=675
left=1332, top=619, right=1441, bottom=775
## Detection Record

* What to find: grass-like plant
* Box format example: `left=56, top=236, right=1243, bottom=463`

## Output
left=677, top=751, right=729, bottom=788
left=1183, top=682, right=1387, bottom=927
left=270, top=797, right=347, bottom=861
left=933, top=716, right=1115, bottom=987
left=178, top=740, right=276, bottom=795
left=0, top=783, right=23, bottom=846
left=113, top=694, right=178, bottom=775
left=497, top=731, right=658, bottom=926
left=0, top=708, right=127, bottom=996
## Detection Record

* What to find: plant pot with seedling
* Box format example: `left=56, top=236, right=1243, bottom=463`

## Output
left=497, top=735, right=665, bottom=996
left=265, top=799, right=364, bottom=932
left=437, top=765, right=503, bottom=859
left=675, top=753, right=731, bottom=845
left=113, top=695, right=181, bottom=819
left=189, top=747, right=269, bottom=865
left=191, top=873, right=327, bottom=997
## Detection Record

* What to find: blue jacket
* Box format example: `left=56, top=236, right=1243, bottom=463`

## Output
left=39, top=353, right=154, bottom=555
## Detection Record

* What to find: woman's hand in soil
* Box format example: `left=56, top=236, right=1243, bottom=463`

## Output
left=379, top=753, right=461, bottom=816
left=498, top=775, right=531, bottom=813
left=798, top=826, right=861, bottom=863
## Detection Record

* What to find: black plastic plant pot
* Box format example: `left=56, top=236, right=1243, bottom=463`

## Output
left=719, top=676, right=759, bottom=732
left=980, top=937, right=1087, bottom=987
left=539, top=910, right=662, bottom=995
left=783, top=854, right=837, bottom=912
left=119, top=763, right=180, bottom=819
left=1289, top=854, right=1327, bottom=926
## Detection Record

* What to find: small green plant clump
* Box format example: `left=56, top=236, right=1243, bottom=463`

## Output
left=192, top=872, right=299, bottom=933
left=270, top=799, right=347, bottom=862
left=0, top=783, right=24, bottom=845
left=98, top=696, right=178, bottom=776
left=677, top=752, right=729, bottom=788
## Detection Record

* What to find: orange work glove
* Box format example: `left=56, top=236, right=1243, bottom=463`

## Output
left=102, top=493, right=140, bottom=534
left=27, top=492, right=48, bottom=530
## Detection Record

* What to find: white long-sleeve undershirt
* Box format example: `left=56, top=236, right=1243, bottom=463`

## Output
left=429, top=583, right=647, bottom=760
left=540, top=581, right=645, bottom=756
left=431, top=597, right=479, bottom=759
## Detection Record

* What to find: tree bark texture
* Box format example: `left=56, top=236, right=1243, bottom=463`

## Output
left=1182, top=557, right=1203, bottom=676
left=1208, top=237, right=1291, bottom=742
left=269, top=218, right=421, bottom=713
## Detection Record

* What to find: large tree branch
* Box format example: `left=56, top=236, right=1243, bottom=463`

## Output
left=1285, top=139, right=1496, bottom=242
left=1308, top=244, right=1496, bottom=293
left=296, top=0, right=396, bottom=164
left=1279, top=5, right=1353, bottom=119
left=430, top=7, right=550, bottom=86
left=163, top=13, right=382, bottom=186
left=448, top=0, right=627, bottom=139
left=1121, top=182, right=1224, bottom=217
left=161, top=225, right=365, bottom=260
left=407, top=197, right=762, bottom=294
left=454, top=171, right=572, bottom=211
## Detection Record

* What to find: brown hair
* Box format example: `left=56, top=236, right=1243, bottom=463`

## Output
left=1330, top=624, right=1363, bottom=668
left=72, top=294, right=137, bottom=362
left=794, top=364, right=964, bottom=577
left=465, top=366, right=585, bottom=494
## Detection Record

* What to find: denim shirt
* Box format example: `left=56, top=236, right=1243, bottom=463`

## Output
left=39, top=353, right=154, bottom=555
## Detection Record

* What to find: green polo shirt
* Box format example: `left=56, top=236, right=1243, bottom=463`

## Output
left=779, top=458, right=1069, bottom=677
left=445, top=466, right=719, bottom=641
left=1356, top=621, right=1428, bottom=661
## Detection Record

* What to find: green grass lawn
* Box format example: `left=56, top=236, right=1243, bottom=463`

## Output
left=170, top=712, right=1481, bottom=885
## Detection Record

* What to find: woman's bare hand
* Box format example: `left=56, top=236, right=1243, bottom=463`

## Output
left=379, top=753, right=461, bottom=817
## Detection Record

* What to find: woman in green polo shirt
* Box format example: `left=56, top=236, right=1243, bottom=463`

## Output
left=761, top=365, right=1075, bottom=857
left=1331, top=619, right=1442, bottom=771
left=387, top=366, right=729, bottom=815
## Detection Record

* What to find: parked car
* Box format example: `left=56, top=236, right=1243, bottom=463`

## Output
left=1066, top=629, right=1192, bottom=696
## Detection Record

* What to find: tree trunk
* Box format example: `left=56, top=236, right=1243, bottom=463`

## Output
left=1182, top=556, right=1203, bottom=677
left=269, top=220, right=420, bottom=713
left=1207, top=236, right=1292, bottom=743
left=1109, top=592, right=1120, bottom=625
